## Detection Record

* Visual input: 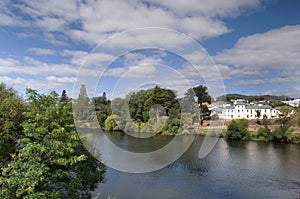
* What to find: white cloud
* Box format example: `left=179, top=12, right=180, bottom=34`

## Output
left=0, top=75, right=65, bottom=92
left=214, top=25, right=300, bottom=68
left=0, top=57, right=78, bottom=76
left=45, top=75, right=76, bottom=83
left=229, top=79, right=265, bottom=88
left=3, top=0, right=265, bottom=47
left=103, top=53, right=163, bottom=78
left=27, top=47, right=56, bottom=55
left=214, top=25, right=300, bottom=96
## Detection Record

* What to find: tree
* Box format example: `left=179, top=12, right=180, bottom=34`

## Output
left=256, top=109, right=261, bottom=124
left=193, top=85, right=211, bottom=105
left=94, top=93, right=111, bottom=128
left=74, top=84, right=90, bottom=120
left=0, top=83, right=26, bottom=169
left=59, top=90, right=68, bottom=103
left=192, top=85, right=211, bottom=126
left=273, top=106, right=294, bottom=142
left=226, top=119, right=250, bottom=140
left=200, top=104, right=211, bottom=126
left=104, top=115, right=121, bottom=131
left=0, top=89, right=105, bottom=198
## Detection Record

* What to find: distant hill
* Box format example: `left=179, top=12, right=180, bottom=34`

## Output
left=216, top=94, right=291, bottom=102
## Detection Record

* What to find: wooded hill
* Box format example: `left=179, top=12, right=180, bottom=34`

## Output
left=216, top=94, right=292, bottom=102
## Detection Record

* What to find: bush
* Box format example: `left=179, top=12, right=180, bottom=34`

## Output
left=226, top=119, right=250, bottom=140
left=104, top=115, right=121, bottom=131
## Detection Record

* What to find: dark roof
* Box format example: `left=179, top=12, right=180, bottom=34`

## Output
left=224, top=105, right=235, bottom=109
left=245, top=105, right=272, bottom=109
left=211, top=108, right=223, bottom=113
left=235, top=101, right=246, bottom=105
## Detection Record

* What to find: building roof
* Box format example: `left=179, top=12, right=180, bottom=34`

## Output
left=224, top=105, right=235, bottom=109
left=235, top=101, right=246, bottom=105
left=211, top=108, right=223, bottom=113
left=245, top=105, right=272, bottom=109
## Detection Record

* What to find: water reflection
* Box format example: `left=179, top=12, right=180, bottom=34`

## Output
left=92, top=132, right=300, bottom=199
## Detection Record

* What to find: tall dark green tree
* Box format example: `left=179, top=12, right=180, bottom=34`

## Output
left=60, top=90, right=68, bottom=103
left=74, top=84, right=90, bottom=120
left=193, top=85, right=211, bottom=105
left=94, top=92, right=111, bottom=127
left=192, top=85, right=211, bottom=125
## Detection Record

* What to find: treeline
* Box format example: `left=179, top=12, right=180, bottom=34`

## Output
left=217, top=93, right=292, bottom=103
left=0, top=83, right=105, bottom=198
left=84, top=85, right=212, bottom=134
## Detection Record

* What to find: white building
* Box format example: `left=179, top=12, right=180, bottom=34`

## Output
left=282, top=99, right=300, bottom=107
left=211, top=99, right=279, bottom=120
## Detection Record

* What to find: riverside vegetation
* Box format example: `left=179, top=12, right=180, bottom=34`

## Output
left=75, top=84, right=300, bottom=144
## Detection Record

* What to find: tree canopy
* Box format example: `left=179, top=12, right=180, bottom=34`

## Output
left=0, top=86, right=105, bottom=198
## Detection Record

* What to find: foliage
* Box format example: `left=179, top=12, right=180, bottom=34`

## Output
left=294, top=104, right=300, bottom=127
left=59, top=90, right=68, bottom=103
left=192, top=85, right=211, bottom=105
left=191, top=85, right=211, bottom=126
left=94, top=92, right=111, bottom=128
left=272, top=106, right=294, bottom=142
left=0, top=88, right=105, bottom=198
left=0, top=83, right=26, bottom=169
left=226, top=119, right=250, bottom=140
left=217, top=94, right=290, bottom=102
left=104, top=115, right=121, bottom=131
left=74, top=84, right=90, bottom=121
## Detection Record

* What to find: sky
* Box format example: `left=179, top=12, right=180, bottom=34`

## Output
left=0, top=0, right=300, bottom=99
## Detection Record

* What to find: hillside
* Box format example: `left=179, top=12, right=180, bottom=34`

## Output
left=216, top=94, right=291, bottom=102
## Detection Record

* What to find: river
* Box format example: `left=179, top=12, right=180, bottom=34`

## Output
left=91, top=131, right=300, bottom=199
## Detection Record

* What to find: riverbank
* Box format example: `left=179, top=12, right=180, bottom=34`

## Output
left=160, top=126, right=300, bottom=144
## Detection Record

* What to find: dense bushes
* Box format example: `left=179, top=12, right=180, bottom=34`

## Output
left=226, top=119, right=251, bottom=140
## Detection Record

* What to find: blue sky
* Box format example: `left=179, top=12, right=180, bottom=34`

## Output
left=0, top=0, right=300, bottom=99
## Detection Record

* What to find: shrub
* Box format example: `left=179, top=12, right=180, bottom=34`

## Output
left=226, top=119, right=250, bottom=140
left=104, top=115, right=121, bottom=131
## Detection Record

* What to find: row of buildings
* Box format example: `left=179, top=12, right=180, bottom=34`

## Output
left=210, top=99, right=282, bottom=120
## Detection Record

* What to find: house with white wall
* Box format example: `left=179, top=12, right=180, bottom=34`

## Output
left=211, top=99, right=279, bottom=120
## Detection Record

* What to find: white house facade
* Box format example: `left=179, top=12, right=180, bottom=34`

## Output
left=211, top=100, right=279, bottom=120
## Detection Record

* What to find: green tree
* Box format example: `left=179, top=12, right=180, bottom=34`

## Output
left=0, top=89, right=105, bottom=198
left=192, top=85, right=211, bottom=126
left=74, top=84, right=90, bottom=120
left=94, top=92, right=111, bottom=127
left=273, top=106, right=294, bottom=142
left=226, top=119, right=250, bottom=140
left=59, top=90, right=68, bottom=103
left=104, top=115, right=121, bottom=131
left=0, top=83, right=26, bottom=169
left=295, top=105, right=300, bottom=127
left=193, top=85, right=211, bottom=105
left=256, top=109, right=261, bottom=124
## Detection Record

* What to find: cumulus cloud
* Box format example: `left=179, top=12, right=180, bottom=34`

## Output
left=27, top=47, right=56, bottom=55
left=0, top=75, right=66, bottom=92
left=213, top=25, right=300, bottom=96
left=214, top=25, right=300, bottom=68
left=3, top=0, right=265, bottom=46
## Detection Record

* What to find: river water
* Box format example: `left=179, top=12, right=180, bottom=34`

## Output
left=92, top=132, right=300, bottom=199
